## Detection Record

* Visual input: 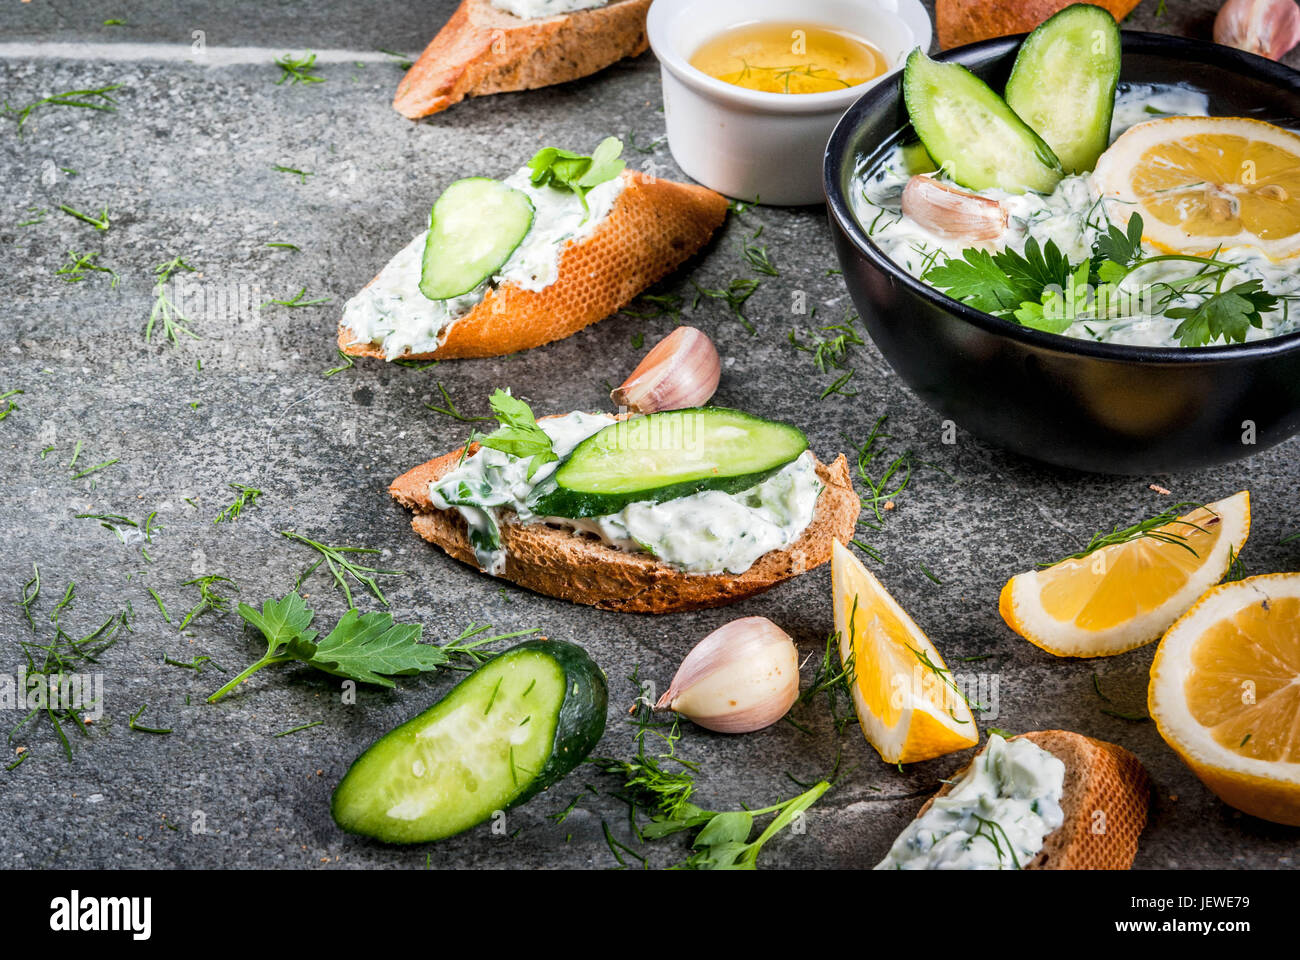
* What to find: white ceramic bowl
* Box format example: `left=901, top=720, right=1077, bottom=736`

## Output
left=647, top=0, right=931, bottom=206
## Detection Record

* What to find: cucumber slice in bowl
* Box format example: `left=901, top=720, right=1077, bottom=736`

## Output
left=418, top=177, right=534, bottom=301
left=1006, top=4, right=1121, bottom=175
left=528, top=408, right=810, bottom=520
left=903, top=49, right=1063, bottom=194
left=331, top=639, right=606, bottom=844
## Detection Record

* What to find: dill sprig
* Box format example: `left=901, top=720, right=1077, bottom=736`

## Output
left=214, top=483, right=263, bottom=524
left=4, top=83, right=122, bottom=135
left=70, top=458, right=119, bottom=481
left=17, top=207, right=47, bottom=227
left=58, top=203, right=110, bottom=231
left=274, top=52, right=325, bottom=85
left=262, top=286, right=331, bottom=309
left=178, top=575, right=237, bottom=630
left=426, top=382, right=492, bottom=423
left=693, top=277, right=761, bottom=333
left=146, top=256, right=199, bottom=345
left=0, top=389, right=21, bottom=422
left=1045, top=502, right=1210, bottom=567
left=323, top=349, right=355, bottom=377
left=56, top=249, right=119, bottom=287
left=741, top=238, right=778, bottom=276
left=619, top=292, right=685, bottom=321
left=271, top=163, right=313, bottom=184
left=128, top=703, right=172, bottom=735
left=789, top=314, right=863, bottom=374
left=282, top=531, right=405, bottom=607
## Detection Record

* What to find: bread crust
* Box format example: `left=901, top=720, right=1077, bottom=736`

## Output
left=935, top=0, right=1140, bottom=49
left=393, top=0, right=653, bottom=119
left=914, top=730, right=1151, bottom=870
left=390, top=445, right=861, bottom=613
left=338, top=171, right=728, bottom=361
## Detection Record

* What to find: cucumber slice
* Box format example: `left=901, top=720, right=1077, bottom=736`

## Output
left=528, top=408, right=809, bottom=520
left=903, top=49, right=1063, bottom=194
left=1006, top=4, right=1120, bottom=175
left=418, top=177, right=534, bottom=301
left=331, top=639, right=606, bottom=844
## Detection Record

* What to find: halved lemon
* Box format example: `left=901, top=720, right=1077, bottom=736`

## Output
left=1092, top=116, right=1300, bottom=260
left=1000, top=492, right=1251, bottom=658
left=832, top=540, right=978, bottom=764
left=1149, top=573, right=1300, bottom=826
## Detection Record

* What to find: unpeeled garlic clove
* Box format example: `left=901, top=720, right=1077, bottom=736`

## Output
left=1214, top=0, right=1300, bottom=60
left=901, top=174, right=1007, bottom=241
left=611, top=325, right=720, bottom=414
left=655, top=617, right=799, bottom=734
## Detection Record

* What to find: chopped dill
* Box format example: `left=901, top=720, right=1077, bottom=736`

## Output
left=128, top=704, right=172, bottom=735
left=262, top=286, right=332, bottom=309
left=58, top=203, right=111, bottom=231
left=274, top=52, right=325, bottom=85
left=741, top=238, right=778, bottom=276
left=146, top=256, right=199, bottom=345
left=323, top=349, right=355, bottom=377
left=694, top=277, right=760, bottom=333
left=4, top=83, right=122, bottom=135
left=426, top=382, right=492, bottom=422
left=70, top=458, right=119, bottom=481
left=178, top=574, right=238, bottom=630
left=214, top=483, right=263, bottom=524
left=56, top=249, right=119, bottom=287
left=377, top=48, right=414, bottom=69
left=282, top=530, right=405, bottom=607
left=1045, top=501, right=1210, bottom=567
left=271, top=163, right=314, bottom=184
left=265, top=241, right=301, bottom=251
left=273, top=720, right=323, bottom=738
left=0, top=389, right=21, bottom=422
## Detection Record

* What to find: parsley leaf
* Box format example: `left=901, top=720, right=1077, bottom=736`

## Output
left=528, top=137, right=625, bottom=212
left=923, top=237, right=1071, bottom=317
left=1167, top=280, right=1278, bottom=347
left=1093, top=213, right=1145, bottom=274
left=207, top=593, right=436, bottom=701
left=473, top=389, right=556, bottom=479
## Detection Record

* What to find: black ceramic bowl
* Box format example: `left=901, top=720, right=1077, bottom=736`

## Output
left=825, top=32, right=1300, bottom=475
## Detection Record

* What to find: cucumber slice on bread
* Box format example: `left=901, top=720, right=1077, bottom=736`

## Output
left=527, top=408, right=810, bottom=519
left=902, top=49, right=1063, bottom=194
left=1005, top=4, right=1121, bottom=174
left=331, top=638, right=606, bottom=844
left=419, top=177, right=534, bottom=301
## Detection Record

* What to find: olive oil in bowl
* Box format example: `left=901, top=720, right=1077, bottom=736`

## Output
left=690, top=21, right=887, bottom=95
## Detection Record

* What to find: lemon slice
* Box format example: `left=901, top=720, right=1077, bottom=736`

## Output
left=1149, top=573, right=1300, bottom=826
left=1000, top=492, right=1251, bottom=658
left=1092, top=116, right=1300, bottom=260
left=832, top=541, right=978, bottom=764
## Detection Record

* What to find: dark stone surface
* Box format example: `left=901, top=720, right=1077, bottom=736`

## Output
left=0, top=0, right=1295, bottom=869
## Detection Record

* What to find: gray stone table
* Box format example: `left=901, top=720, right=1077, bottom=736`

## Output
left=0, top=0, right=1296, bottom=869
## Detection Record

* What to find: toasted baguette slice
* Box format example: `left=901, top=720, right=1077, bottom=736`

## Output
left=935, top=0, right=1139, bottom=49
left=339, top=171, right=727, bottom=361
left=394, top=0, right=652, bottom=119
left=912, top=730, right=1151, bottom=869
left=390, top=442, right=861, bottom=613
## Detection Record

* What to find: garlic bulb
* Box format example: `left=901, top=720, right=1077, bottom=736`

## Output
left=901, top=174, right=1007, bottom=241
left=611, top=325, right=720, bottom=414
left=1215, top=0, right=1300, bottom=60
left=655, top=617, right=799, bottom=733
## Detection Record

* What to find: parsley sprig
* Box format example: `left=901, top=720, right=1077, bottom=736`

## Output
left=206, top=592, right=536, bottom=702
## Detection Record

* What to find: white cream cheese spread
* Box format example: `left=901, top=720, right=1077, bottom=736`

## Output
left=341, top=168, right=625, bottom=360
left=492, top=0, right=609, bottom=18
left=875, top=734, right=1066, bottom=870
left=429, top=412, right=823, bottom=577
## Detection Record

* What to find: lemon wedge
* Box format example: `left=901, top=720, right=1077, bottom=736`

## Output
left=1093, top=116, right=1300, bottom=260
left=1000, top=492, right=1251, bottom=658
left=1149, top=573, right=1300, bottom=826
left=832, top=541, right=978, bottom=764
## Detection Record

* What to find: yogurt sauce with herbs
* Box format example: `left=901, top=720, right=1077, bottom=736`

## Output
left=492, top=0, right=608, bottom=18
left=430, top=412, right=823, bottom=576
left=852, top=84, right=1300, bottom=347
left=876, top=734, right=1066, bottom=870
left=341, top=169, right=625, bottom=360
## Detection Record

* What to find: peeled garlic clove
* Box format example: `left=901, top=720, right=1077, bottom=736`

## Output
left=901, top=174, right=1007, bottom=241
left=655, top=617, right=799, bottom=734
left=611, top=325, right=720, bottom=414
left=1214, top=0, right=1300, bottom=60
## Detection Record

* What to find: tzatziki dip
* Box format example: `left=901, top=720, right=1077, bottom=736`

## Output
left=852, top=84, right=1300, bottom=348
